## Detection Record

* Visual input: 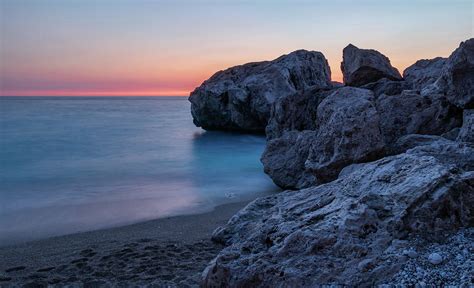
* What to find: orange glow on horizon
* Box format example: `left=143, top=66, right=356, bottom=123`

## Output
left=0, top=89, right=193, bottom=97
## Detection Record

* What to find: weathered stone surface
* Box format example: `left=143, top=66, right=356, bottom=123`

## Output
left=360, top=77, right=411, bottom=97
left=202, top=141, right=474, bottom=287
left=341, top=44, right=402, bottom=87
left=262, top=86, right=462, bottom=189
left=376, top=90, right=462, bottom=144
left=390, top=134, right=448, bottom=155
left=422, top=39, right=474, bottom=109
left=189, top=50, right=332, bottom=132
left=403, top=57, right=447, bottom=90
left=261, top=131, right=318, bottom=189
left=262, top=87, right=387, bottom=188
left=265, top=87, right=336, bottom=140
left=305, top=87, right=385, bottom=182
left=457, top=109, right=474, bottom=142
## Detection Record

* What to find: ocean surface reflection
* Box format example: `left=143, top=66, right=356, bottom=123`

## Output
left=0, top=97, right=278, bottom=245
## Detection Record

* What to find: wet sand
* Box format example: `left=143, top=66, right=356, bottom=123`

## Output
left=0, top=201, right=247, bottom=287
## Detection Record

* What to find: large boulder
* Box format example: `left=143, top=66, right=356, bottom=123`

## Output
left=265, top=87, right=336, bottom=140
left=202, top=140, right=474, bottom=287
left=262, top=86, right=462, bottom=189
left=422, top=38, right=474, bottom=109
left=261, top=131, right=318, bottom=189
left=341, top=44, right=402, bottom=87
left=189, top=50, right=332, bottom=132
left=403, top=57, right=447, bottom=90
left=457, top=109, right=474, bottom=142
left=305, top=87, right=385, bottom=182
left=262, top=87, right=386, bottom=188
left=376, top=90, right=462, bottom=144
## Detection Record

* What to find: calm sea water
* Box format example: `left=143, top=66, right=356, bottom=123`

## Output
left=0, top=97, right=278, bottom=245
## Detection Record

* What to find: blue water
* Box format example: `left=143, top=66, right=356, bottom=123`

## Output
left=0, top=97, right=278, bottom=245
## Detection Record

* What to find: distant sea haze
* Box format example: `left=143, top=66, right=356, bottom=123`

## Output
left=0, top=96, right=278, bottom=245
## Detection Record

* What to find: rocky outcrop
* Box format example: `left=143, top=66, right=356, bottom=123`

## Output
left=376, top=90, right=462, bottom=144
left=457, top=109, right=473, bottom=142
left=265, top=87, right=335, bottom=140
left=189, top=50, right=332, bottom=132
left=202, top=140, right=474, bottom=287
left=262, top=86, right=462, bottom=189
left=261, top=131, right=318, bottom=189
left=422, top=39, right=474, bottom=109
left=305, top=87, right=385, bottom=182
left=341, top=44, right=402, bottom=87
left=262, top=87, right=386, bottom=188
left=403, top=57, right=447, bottom=90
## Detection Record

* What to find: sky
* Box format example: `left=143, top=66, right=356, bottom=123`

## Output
left=0, top=0, right=472, bottom=96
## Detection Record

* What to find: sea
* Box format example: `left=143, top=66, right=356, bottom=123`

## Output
left=0, top=96, right=278, bottom=245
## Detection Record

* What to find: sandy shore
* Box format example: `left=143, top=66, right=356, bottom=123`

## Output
left=0, top=201, right=248, bottom=287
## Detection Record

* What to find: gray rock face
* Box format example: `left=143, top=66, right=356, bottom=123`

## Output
left=189, top=50, right=332, bottom=132
left=202, top=141, right=474, bottom=287
left=390, top=134, right=448, bottom=155
left=265, top=87, right=336, bottom=140
left=261, top=131, right=318, bottom=189
left=341, top=44, right=402, bottom=87
left=422, top=39, right=474, bottom=109
left=376, top=90, right=462, bottom=144
left=262, top=87, right=386, bottom=188
left=262, top=86, right=462, bottom=189
left=457, top=110, right=474, bottom=142
left=403, top=57, right=447, bottom=90
left=305, top=87, right=385, bottom=182
left=360, top=77, right=411, bottom=97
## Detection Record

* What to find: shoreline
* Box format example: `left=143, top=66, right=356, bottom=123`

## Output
left=0, top=201, right=249, bottom=286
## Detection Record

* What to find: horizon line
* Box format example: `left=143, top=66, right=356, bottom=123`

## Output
left=0, top=94, right=189, bottom=97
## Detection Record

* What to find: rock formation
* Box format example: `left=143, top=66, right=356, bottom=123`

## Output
left=262, top=86, right=462, bottom=189
left=421, top=39, right=474, bottom=109
left=261, top=131, right=318, bottom=189
left=341, top=44, right=402, bottom=86
left=261, top=42, right=468, bottom=189
left=190, top=38, right=474, bottom=287
left=376, top=90, right=462, bottom=144
left=403, top=57, right=446, bottom=90
left=203, top=140, right=474, bottom=286
left=305, top=87, right=385, bottom=182
left=265, top=87, right=335, bottom=140
left=189, top=50, right=332, bottom=132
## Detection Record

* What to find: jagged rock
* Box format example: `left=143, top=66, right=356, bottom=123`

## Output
left=376, top=90, right=462, bottom=144
left=361, top=77, right=411, bottom=97
left=305, top=87, right=385, bottom=182
left=265, top=87, right=336, bottom=140
left=457, top=109, right=473, bottom=142
left=390, top=134, right=448, bottom=155
left=262, top=87, right=386, bottom=188
left=403, top=57, right=447, bottom=90
left=261, top=131, right=318, bottom=189
left=202, top=140, right=474, bottom=287
left=422, top=39, right=474, bottom=109
left=189, top=50, right=332, bottom=132
left=341, top=44, right=402, bottom=87
left=263, top=86, right=461, bottom=189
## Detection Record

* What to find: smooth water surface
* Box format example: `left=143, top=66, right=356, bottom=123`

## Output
left=0, top=97, right=278, bottom=245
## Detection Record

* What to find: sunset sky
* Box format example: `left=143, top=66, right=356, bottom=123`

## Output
left=1, top=0, right=472, bottom=96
